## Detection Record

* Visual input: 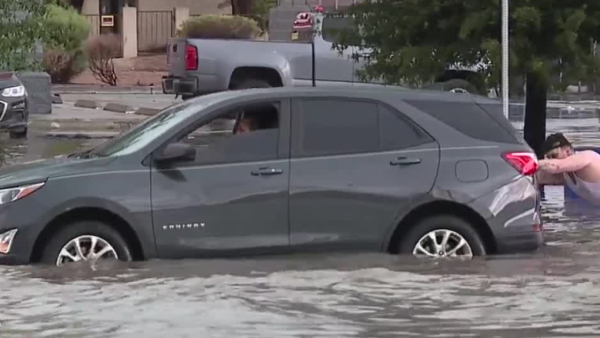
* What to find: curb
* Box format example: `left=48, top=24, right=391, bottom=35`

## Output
left=52, top=85, right=162, bottom=95
left=104, top=102, right=134, bottom=113
left=74, top=99, right=100, bottom=109
left=65, top=98, right=165, bottom=117
left=135, top=107, right=161, bottom=116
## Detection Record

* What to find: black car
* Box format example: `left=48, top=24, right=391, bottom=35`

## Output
left=0, top=87, right=542, bottom=266
left=0, top=72, right=29, bottom=139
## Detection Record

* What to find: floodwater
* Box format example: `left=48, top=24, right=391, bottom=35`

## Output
left=2, top=114, right=600, bottom=338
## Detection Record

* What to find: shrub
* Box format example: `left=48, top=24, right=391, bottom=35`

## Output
left=0, top=0, right=47, bottom=71
left=178, top=15, right=261, bottom=40
left=43, top=4, right=90, bottom=51
left=41, top=4, right=90, bottom=83
left=42, top=49, right=86, bottom=83
left=84, top=34, right=121, bottom=86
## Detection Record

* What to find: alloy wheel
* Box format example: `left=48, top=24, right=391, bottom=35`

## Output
left=56, top=235, right=119, bottom=266
left=449, top=88, right=470, bottom=94
left=412, top=229, right=473, bottom=258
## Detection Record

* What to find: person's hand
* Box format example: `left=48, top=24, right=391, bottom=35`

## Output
left=538, top=159, right=560, bottom=172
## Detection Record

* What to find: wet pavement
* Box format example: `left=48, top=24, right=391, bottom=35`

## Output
left=1, top=115, right=600, bottom=337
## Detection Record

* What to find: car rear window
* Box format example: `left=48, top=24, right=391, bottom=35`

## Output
left=476, top=102, right=524, bottom=143
left=405, top=99, right=521, bottom=144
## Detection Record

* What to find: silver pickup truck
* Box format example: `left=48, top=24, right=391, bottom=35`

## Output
left=162, top=11, right=487, bottom=99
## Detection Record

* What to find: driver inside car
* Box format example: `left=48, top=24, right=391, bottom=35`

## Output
left=234, top=104, right=279, bottom=134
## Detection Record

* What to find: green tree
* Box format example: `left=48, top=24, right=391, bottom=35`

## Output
left=0, top=0, right=49, bottom=71
left=333, top=0, right=600, bottom=157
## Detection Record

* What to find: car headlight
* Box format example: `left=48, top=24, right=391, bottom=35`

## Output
left=0, top=182, right=45, bottom=205
left=2, top=85, right=26, bottom=98
left=0, top=229, right=17, bottom=254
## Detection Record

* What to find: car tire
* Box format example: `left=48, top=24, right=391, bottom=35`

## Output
left=441, top=79, right=479, bottom=94
left=9, top=128, right=27, bottom=139
left=182, top=94, right=195, bottom=101
left=231, top=79, right=272, bottom=90
left=398, top=215, right=486, bottom=258
left=40, top=220, right=133, bottom=266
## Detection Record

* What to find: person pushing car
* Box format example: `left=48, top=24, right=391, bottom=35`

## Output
left=537, top=133, right=600, bottom=205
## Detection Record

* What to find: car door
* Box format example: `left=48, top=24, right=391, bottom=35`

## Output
left=289, top=97, right=440, bottom=251
left=151, top=99, right=291, bottom=259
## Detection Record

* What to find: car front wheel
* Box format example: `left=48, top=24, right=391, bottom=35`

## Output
left=40, top=220, right=132, bottom=266
left=398, top=215, right=486, bottom=258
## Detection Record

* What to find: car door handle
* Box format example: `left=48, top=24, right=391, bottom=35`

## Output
left=251, top=167, right=284, bottom=176
left=390, top=157, right=421, bottom=166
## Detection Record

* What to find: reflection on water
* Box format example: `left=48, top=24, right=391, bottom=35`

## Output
left=2, top=117, right=600, bottom=337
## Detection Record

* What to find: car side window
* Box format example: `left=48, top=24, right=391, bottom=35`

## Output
left=175, top=101, right=281, bottom=165
left=297, top=98, right=379, bottom=157
left=378, top=104, right=433, bottom=150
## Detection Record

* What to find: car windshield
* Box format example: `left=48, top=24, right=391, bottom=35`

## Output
left=89, top=101, right=199, bottom=157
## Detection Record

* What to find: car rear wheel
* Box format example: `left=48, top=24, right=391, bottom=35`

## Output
left=398, top=215, right=486, bottom=258
left=40, top=220, right=132, bottom=266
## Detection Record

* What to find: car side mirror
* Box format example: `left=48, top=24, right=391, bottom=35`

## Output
left=154, top=142, right=195, bottom=163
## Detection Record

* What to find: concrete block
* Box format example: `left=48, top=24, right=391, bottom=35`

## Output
left=52, top=94, right=63, bottom=104
left=74, top=99, right=99, bottom=109
left=104, top=102, right=133, bottom=113
left=18, top=72, right=52, bottom=115
left=135, top=107, right=161, bottom=116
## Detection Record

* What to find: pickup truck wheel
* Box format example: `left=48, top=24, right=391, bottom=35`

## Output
left=40, top=220, right=133, bottom=267
left=426, top=79, right=479, bottom=94
left=230, top=79, right=271, bottom=90
left=397, top=215, right=486, bottom=258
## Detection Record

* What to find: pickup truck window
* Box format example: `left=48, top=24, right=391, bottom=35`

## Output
left=176, top=101, right=281, bottom=166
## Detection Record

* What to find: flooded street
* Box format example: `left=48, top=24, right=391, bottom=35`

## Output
left=2, top=113, right=600, bottom=337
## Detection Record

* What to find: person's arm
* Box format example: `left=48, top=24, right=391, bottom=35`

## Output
left=538, top=151, right=595, bottom=174
left=536, top=170, right=564, bottom=186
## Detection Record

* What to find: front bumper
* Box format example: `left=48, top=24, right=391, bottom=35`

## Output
left=0, top=97, right=28, bottom=131
left=0, top=253, right=28, bottom=265
left=0, top=228, right=30, bottom=265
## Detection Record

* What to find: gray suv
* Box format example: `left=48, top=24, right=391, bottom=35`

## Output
left=0, top=87, right=543, bottom=266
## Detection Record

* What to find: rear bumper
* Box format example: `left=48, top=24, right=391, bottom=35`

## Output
left=162, top=75, right=197, bottom=95
left=495, top=230, right=544, bottom=254
left=162, top=75, right=222, bottom=96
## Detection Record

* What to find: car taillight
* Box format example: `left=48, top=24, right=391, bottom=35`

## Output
left=502, top=152, right=539, bottom=176
left=185, top=44, right=197, bottom=70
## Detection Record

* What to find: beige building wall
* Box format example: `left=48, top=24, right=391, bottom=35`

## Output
left=137, top=0, right=231, bottom=15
